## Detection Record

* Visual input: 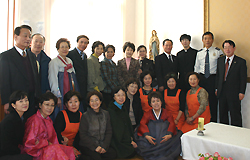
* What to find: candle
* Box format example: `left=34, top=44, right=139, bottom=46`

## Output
left=198, top=117, right=204, bottom=130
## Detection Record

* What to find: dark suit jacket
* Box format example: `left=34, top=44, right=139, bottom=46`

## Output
left=28, top=49, right=51, bottom=94
left=176, top=47, right=197, bottom=90
left=117, top=58, right=140, bottom=85
left=0, top=110, right=24, bottom=157
left=140, top=58, right=155, bottom=78
left=216, top=55, right=247, bottom=99
left=155, top=53, right=177, bottom=87
left=0, top=47, right=40, bottom=104
left=67, top=48, right=88, bottom=99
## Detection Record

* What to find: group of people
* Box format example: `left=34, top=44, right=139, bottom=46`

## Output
left=0, top=24, right=247, bottom=160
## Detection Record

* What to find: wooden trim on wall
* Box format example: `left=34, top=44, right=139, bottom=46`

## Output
left=204, top=0, right=209, bottom=32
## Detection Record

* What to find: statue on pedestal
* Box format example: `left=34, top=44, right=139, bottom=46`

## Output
left=149, top=30, right=160, bottom=61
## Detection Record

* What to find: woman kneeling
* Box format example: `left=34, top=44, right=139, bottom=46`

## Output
left=79, top=91, right=116, bottom=160
left=135, top=91, right=182, bottom=160
left=22, top=92, right=75, bottom=160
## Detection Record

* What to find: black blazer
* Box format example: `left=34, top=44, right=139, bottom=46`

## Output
left=0, top=47, right=40, bottom=104
left=67, top=48, right=88, bottom=99
left=155, top=53, right=177, bottom=87
left=124, top=94, right=143, bottom=127
left=216, top=55, right=247, bottom=99
left=0, top=110, right=24, bottom=157
left=140, top=58, right=155, bottom=78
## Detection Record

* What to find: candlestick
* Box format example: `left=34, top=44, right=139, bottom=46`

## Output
left=198, top=117, right=204, bottom=131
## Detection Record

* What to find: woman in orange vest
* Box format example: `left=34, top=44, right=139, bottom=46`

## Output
left=139, top=70, right=156, bottom=112
left=163, top=72, right=185, bottom=130
left=53, top=90, right=82, bottom=157
left=182, top=72, right=211, bottom=133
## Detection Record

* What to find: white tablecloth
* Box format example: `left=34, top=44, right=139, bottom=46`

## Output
left=181, top=122, right=250, bottom=160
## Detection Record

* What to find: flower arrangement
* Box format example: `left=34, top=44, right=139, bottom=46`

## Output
left=198, top=152, right=233, bottom=160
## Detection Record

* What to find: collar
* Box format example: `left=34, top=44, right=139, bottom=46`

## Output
left=76, top=47, right=85, bottom=55
left=153, top=108, right=162, bottom=120
left=92, top=53, right=99, bottom=58
left=226, top=54, right=234, bottom=61
left=14, top=45, right=26, bottom=56
left=204, top=46, right=213, bottom=51
left=114, top=101, right=123, bottom=109
left=164, top=51, right=171, bottom=57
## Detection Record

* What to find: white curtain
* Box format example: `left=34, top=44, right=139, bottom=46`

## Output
left=2, top=0, right=204, bottom=61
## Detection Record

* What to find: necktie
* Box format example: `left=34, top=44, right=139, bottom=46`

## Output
left=204, top=49, right=210, bottom=78
left=80, top=51, right=84, bottom=60
left=23, top=50, right=26, bottom=57
left=224, top=58, right=230, bottom=81
left=169, top=55, right=173, bottom=63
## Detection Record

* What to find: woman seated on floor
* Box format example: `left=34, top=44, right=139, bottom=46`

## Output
left=0, top=91, right=32, bottom=160
left=135, top=91, right=182, bottom=160
left=53, top=90, right=82, bottom=157
left=124, top=78, right=143, bottom=130
left=22, top=92, right=75, bottom=160
left=107, top=86, right=137, bottom=159
left=79, top=91, right=116, bottom=160
left=181, top=72, right=211, bottom=133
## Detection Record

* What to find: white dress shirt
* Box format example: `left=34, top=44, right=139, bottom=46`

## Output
left=194, top=46, right=223, bottom=74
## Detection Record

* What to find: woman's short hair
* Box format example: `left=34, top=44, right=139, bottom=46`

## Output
left=56, top=38, right=71, bottom=50
left=186, top=72, right=200, bottom=84
left=63, top=90, right=82, bottom=105
left=91, top=41, right=105, bottom=54
left=111, top=86, right=126, bottom=99
left=86, top=91, right=103, bottom=104
left=148, top=91, right=163, bottom=106
left=39, top=92, right=58, bottom=106
left=137, top=45, right=147, bottom=53
left=123, top=42, right=135, bottom=53
left=103, top=44, right=115, bottom=56
left=165, top=72, right=178, bottom=83
left=8, top=90, right=28, bottom=113
left=124, top=78, right=140, bottom=91
left=140, top=70, right=153, bottom=86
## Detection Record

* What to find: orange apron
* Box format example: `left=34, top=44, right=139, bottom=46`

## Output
left=139, top=88, right=156, bottom=112
left=182, top=87, right=211, bottom=133
left=61, top=110, right=82, bottom=146
left=164, top=89, right=185, bottom=130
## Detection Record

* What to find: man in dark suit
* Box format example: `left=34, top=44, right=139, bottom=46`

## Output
left=155, top=39, right=177, bottom=91
left=215, top=40, right=247, bottom=127
left=0, top=25, right=40, bottom=120
left=29, top=33, right=51, bottom=94
left=67, top=35, right=89, bottom=112
left=176, top=34, right=197, bottom=92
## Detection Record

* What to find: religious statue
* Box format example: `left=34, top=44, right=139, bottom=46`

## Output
left=149, top=30, right=160, bottom=61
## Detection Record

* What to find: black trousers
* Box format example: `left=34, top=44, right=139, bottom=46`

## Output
left=80, top=146, right=116, bottom=160
left=199, top=74, right=218, bottom=122
left=219, top=84, right=242, bottom=127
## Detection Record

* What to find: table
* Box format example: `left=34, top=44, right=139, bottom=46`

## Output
left=181, top=122, right=250, bottom=160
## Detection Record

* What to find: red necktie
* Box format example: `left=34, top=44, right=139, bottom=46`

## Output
left=224, top=58, right=230, bottom=81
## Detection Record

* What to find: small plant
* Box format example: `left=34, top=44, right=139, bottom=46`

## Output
left=198, top=152, right=233, bottom=160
